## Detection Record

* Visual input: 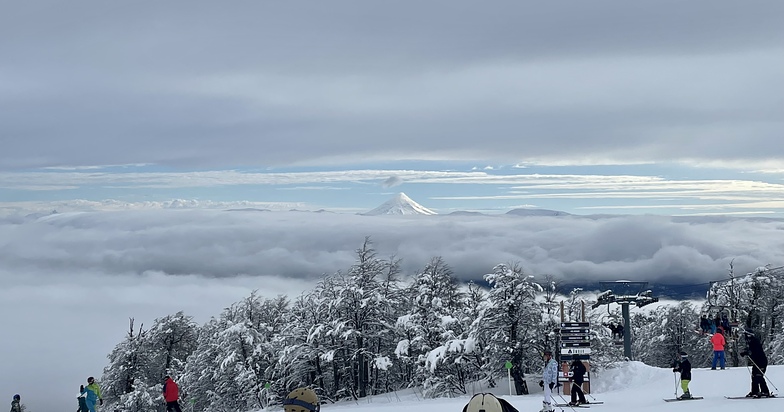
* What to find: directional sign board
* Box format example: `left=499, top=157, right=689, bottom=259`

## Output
left=559, top=354, right=590, bottom=361
left=561, top=341, right=591, bottom=347
left=561, top=347, right=592, bottom=355
left=559, top=328, right=590, bottom=335
left=560, top=335, right=591, bottom=341
left=561, top=322, right=590, bottom=328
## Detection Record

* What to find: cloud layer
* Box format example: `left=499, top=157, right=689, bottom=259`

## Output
left=1, top=1, right=782, bottom=170
left=4, top=210, right=782, bottom=284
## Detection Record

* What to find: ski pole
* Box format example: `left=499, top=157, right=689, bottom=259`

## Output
left=673, top=372, right=679, bottom=398
left=555, top=386, right=578, bottom=412
left=569, top=381, right=596, bottom=403
left=746, top=356, right=780, bottom=392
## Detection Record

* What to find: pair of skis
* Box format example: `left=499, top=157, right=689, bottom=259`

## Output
left=724, top=394, right=778, bottom=399
left=553, top=401, right=603, bottom=408
left=663, top=394, right=778, bottom=402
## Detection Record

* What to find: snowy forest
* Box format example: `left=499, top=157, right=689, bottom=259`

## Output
left=100, top=239, right=784, bottom=412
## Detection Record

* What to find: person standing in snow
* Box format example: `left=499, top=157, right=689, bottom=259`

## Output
left=710, top=329, right=726, bottom=370
left=538, top=350, right=558, bottom=412
left=740, top=329, right=771, bottom=397
left=80, top=377, right=103, bottom=412
left=163, top=376, right=184, bottom=412
left=568, top=356, right=587, bottom=406
left=10, top=394, right=21, bottom=412
left=672, top=351, right=692, bottom=399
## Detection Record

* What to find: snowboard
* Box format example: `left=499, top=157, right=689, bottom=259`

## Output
left=725, top=395, right=778, bottom=400
left=663, top=396, right=703, bottom=402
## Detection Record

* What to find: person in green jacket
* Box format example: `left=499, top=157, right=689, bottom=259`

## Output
left=80, top=377, right=103, bottom=412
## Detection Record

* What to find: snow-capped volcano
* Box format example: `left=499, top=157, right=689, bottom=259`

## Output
left=362, top=193, right=437, bottom=216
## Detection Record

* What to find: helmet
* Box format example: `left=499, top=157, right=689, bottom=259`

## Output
left=283, top=387, right=320, bottom=412
left=463, top=393, right=504, bottom=412
left=12, top=395, right=19, bottom=401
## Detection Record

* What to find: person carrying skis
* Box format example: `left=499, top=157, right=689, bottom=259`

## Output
left=740, top=329, right=771, bottom=398
left=710, top=328, right=726, bottom=370
left=163, top=376, right=184, bottom=412
left=538, top=349, right=558, bottom=412
left=568, top=356, right=588, bottom=406
left=80, top=376, right=103, bottom=412
left=672, top=351, right=692, bottom=399
left=10, top=394, right=21, bottom=412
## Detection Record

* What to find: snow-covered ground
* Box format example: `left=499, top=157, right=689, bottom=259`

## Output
left=261, top=362, right=784, bottom=412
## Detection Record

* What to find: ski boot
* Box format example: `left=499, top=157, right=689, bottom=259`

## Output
left=679, top=391, right=692, bottom=399
left=540, top=401, right=555, bottom=412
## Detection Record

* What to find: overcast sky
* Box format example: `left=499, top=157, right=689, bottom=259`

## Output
left=2, top=1, right=784, bottom=410
left=1, top=0, right=783, bottom=216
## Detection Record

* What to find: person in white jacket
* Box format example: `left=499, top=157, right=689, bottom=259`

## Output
left=538, top=350, right=559, bottom=412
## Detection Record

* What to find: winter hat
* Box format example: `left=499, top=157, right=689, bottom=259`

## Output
left=543, top=349, right=552, bottom=356
left=679, top=351, right=688, bottom=357
left=283, top=387, right=320, bottom=412
left=12, top=395, right=19, bottom=401
left=462, top=393, right=504, bottom=412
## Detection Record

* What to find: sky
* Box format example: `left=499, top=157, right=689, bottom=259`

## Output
left=0, top=0, right=783, bottom=217
left=1, top=1, right=784, bottom=411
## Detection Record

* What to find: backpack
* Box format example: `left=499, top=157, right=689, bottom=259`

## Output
left=462, top=393, right=519, bottom=412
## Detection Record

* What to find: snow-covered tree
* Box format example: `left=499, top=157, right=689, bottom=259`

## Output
left=474, top=263, right=543, bottom=395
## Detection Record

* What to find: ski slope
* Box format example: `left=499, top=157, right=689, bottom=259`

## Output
left=259, top=362, right=784, bottom=412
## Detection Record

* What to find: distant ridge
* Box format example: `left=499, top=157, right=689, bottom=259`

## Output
left=506, top=208, right=570, bottom=216
left=362, top=193, right=437, bottom=216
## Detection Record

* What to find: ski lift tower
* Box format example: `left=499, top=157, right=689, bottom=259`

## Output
left=592, top=280, right=659, bottom=360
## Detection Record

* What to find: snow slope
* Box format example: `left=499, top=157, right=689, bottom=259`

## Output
left=259, top=362, right=784, bottom=412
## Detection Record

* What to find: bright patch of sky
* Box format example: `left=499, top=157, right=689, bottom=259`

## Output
left=2, top=162, right=784, bottom=217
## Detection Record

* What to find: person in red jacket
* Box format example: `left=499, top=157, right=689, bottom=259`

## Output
left=163, top=376, right=183, bottom=412
left=710, top=329, right=726, bottom=370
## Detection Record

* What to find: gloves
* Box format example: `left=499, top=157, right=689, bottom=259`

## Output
left=740, top=351, right=748, bottom=357
left=99, top=399, right=103, bottom=406
left=80, top=385, right=84, bottom=392
left=549, top=382, right=556, bottom=390
left=538, top=380, right=544, bottom=388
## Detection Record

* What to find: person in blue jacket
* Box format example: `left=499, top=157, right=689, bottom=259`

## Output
left=79, top=377, right=103, bottom=412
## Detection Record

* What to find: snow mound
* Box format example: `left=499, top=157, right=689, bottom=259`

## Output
left=592, top=360, right=671, bottom=393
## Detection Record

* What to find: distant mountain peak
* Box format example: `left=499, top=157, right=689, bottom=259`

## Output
left=362, top=192, right=437, bottom=216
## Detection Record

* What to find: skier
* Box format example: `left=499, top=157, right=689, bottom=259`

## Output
left=568, top=356, right=588, bottom=406
left=538, top=349, right=558, bottom=412
left=672, top=351, right=692, bottom=399
left=80, top=377, right=103, bottom=412
left=282, top=387, right=320, bottom=412
left=710, top=328, right=726, bottom=370
left=699, top=315, right=710, bottom=334
left=10, top=394, right=21, bottom=412
left=163, top=376, right=183, bottom=412
left=740, top=329, right=771, bottom=398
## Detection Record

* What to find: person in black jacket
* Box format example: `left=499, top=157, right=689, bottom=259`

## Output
left=568, top=356, right=588, bottom=406
left=672, top=351, right=692, bottom=399
left=740, top=329, right=771, bottom=398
